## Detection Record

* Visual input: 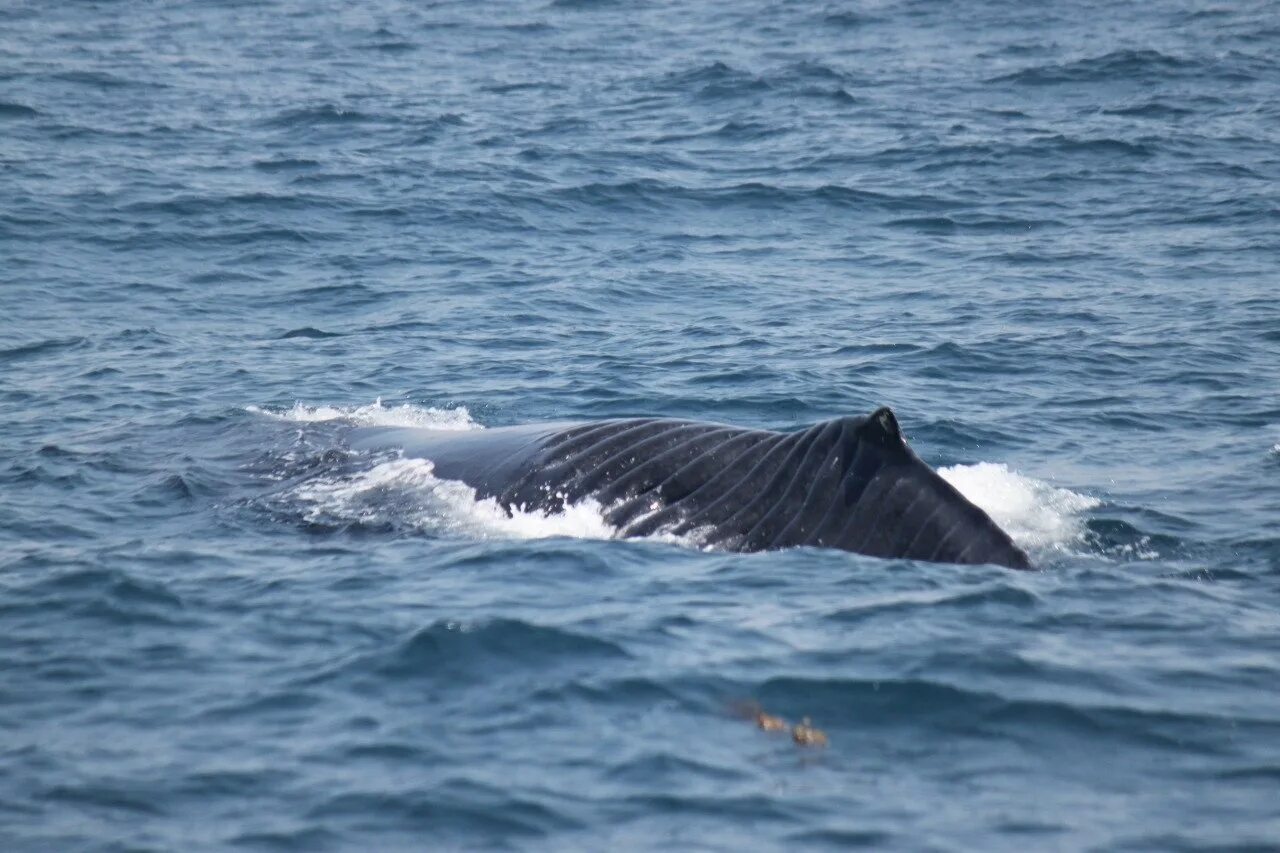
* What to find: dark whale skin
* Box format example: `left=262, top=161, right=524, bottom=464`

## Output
left=351, top=407, right=1033, bottom=570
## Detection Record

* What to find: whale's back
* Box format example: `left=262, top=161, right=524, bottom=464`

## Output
left=352, top=409, right=1032, bottom=569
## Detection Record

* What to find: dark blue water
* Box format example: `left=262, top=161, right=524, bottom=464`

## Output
left=3, top=0, right=1280, bottom=848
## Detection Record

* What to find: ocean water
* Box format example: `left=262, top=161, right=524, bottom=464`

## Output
left=2, top=0, right=1279, bottom=848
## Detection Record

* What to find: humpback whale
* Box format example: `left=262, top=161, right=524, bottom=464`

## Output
left=351, top=407, right=1032, bottom=569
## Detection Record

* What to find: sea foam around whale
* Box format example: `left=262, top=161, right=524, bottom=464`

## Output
left=246, top=399, right=483, bottom=430
left=939, top=462, right=1100, bottom=553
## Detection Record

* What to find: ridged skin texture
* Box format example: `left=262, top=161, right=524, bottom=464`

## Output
left=358, top=408, right=1032, bottom=569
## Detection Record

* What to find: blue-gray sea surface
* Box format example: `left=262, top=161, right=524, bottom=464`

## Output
left=3, top=0, right=1279, bottom=849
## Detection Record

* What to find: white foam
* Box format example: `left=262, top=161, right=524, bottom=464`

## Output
left=288, top=456, right=619, bottom=542
left=938, top=462, right=1099, bottom=553
left=247, top=399, right=481, bottom=430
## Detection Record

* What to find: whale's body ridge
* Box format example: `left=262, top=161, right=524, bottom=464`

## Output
left=352, top=408, right=1032, bottom=569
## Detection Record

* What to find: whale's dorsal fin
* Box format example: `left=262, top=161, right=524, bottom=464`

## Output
left=860, top=406, right=904, bottom=449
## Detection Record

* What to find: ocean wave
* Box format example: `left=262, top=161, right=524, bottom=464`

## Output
left=0, top=101, right=39, bottom=118
left=656, top=61, right=769, bottom=97
left=886, top=213, right=1063, bottom=234
left=303, top=783, right=579, bottom=838
left=748, top=673, right=1267, bottom=742
left=549, top=0, right=626, bottom=8
left=260, top=105, right=386, bottom=127
left=821, top=10, right=879, bottom=28
left=0, top=336, right=88, bottom=363
left=1082, top=518, right=1182, bottom=561
left=9, top=567, right=187, bottom=627
left=827, top=583, right=1041, bottom=624
left=653, top=120, right=789, bottom=144
left=1102, top=100, right=1195, bottom=119
left=49, top=69, right=152, bottom=89
left=651, top=58, right=865, bottom=103
left=544, top=180, right=956, bottom=214
left=989, top=49, right=1200, bottom=85
left=278, top=327, right=343, bottom=339
left=363, top=618, right=628, bottom=680
left=119, top=191, right=326, bottom=216
left=251, top=156, right=322, bottom=172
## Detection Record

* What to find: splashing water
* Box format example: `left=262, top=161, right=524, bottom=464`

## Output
left=288, top=457, right=618, bottom=542
left=939, top=462, right=1100, bottom=553
left=247, top=399, right=481, bottom=430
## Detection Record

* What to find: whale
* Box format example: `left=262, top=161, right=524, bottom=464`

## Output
left=350, top=407, right=1032, bottom=569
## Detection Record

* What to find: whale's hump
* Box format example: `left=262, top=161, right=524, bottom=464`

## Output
left=350, top=409, right=1032, bottom=570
